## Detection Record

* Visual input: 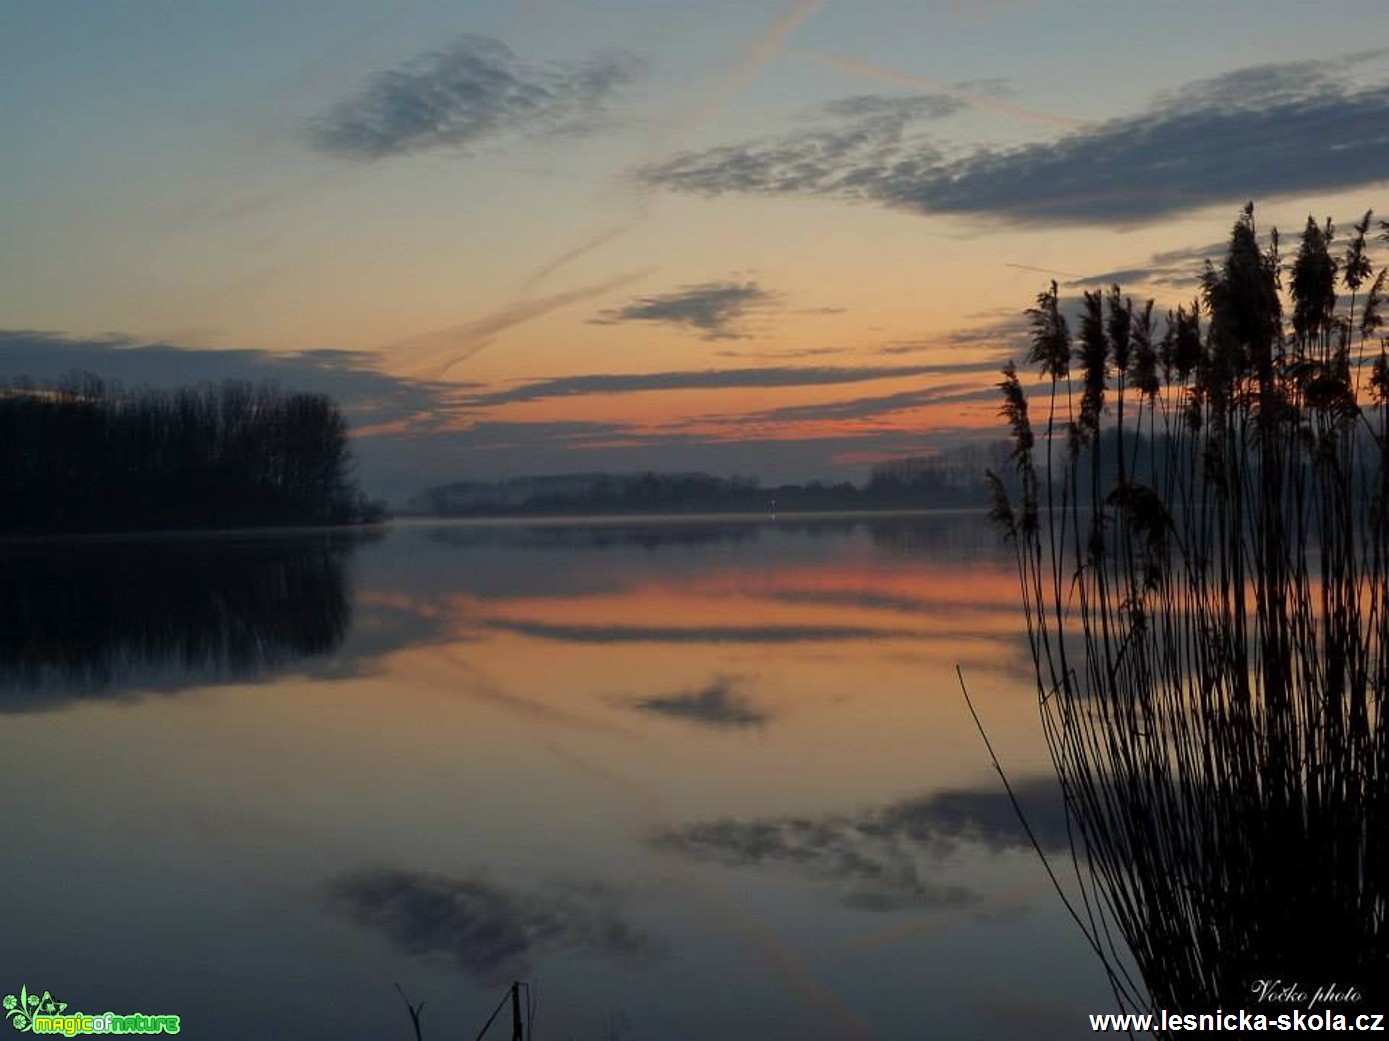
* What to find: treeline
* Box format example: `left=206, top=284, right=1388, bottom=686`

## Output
left=412, top=457, right=996, bottom=517
left=0, top=375, right=384, bottom=535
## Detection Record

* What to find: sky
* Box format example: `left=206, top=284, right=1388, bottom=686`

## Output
left=4, top=1, right=1389, bottom=500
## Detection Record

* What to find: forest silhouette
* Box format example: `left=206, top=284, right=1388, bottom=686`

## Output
left=0, top=375, right=381, bottom=535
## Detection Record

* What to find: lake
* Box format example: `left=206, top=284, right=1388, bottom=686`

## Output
left=3, top=514, right=1121, bottom=1039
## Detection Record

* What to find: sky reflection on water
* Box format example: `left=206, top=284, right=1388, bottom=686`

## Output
left=3, top=515, right=1115, bottom=1039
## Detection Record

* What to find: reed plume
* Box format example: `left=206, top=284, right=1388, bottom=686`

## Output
left=991, top=203, right=1388, bottom=1021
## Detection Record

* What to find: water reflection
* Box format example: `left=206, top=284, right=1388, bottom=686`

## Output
left=421, top=510, right=992, bottom=558
left=9, top=514, right=1115, bottom=1040
left=627, top=675, right=769, bottom=729
left=655, top=776, right=1067, bottom=912
left=484, top=618, right=922, bottom=645
left=428, top=519, right=764, bottom=552
left=329, top=868, right=654, bottom=981
left=0, top=533, right=362, bottom=710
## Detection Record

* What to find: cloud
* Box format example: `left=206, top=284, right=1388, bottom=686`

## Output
left=592, top=280, right=779, bottom=340
left=715, top=345, right=850, bottom=360
left=309, top=35, right=639, bottom=160
left=469, top=362, right=991, bottom=406
left=732, top=383, right=996, bottom=424
left=639, top=91, right=957, bottom=199
left=628, top=675, right=769, bottom=728
left=640, top=55, right=1389, bottom=226
left=655, top=776, right=1066, bottom=911
left=328, top=868, right=651, bottom=980
left=1066, top=240, right=1229, bottom=290
left=796, top=50, right=1081, bottom=128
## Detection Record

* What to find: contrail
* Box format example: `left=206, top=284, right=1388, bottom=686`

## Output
left=387, top=269, right=651, bottom=378
left=520, top=221, right=646, bottom=290
left=524, top=0, right=824, bottom=288
left=1004, top=261, right=1086, bottom=279
left=714, top=0, right=825, bottom=111
left=795, top=48, right=1084, bottom=129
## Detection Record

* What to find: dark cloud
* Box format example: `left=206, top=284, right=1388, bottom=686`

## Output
left=628, top=675, right=769, bottom=728
left=655, top=776, right=1065, bottom=911
left=469, top=363, right=988, bottom=406
left=328, top=868, right=651, bottom=980
left=641, top=56, right=1389, bottom=225
left=484, top=618, right=918, bottom=644
left=817, top=93, right=965, bottom=123
left=592, top=280, right=778, bottom=340
left=1067, top=240, right=1229, bottom=290
left=638, top=91, right=952, bottom=199
left=310, top=35, right=639, bottom=160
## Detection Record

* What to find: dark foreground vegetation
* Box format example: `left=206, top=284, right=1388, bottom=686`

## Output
left=991, top=204, right=1388, bottom=1022
left=0, top=375, right=384, bottom=535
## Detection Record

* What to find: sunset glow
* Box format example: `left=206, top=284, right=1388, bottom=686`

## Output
left=6, top=2, right=1388, bottom=499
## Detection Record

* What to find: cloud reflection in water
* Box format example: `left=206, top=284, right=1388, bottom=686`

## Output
left=329, top=868, right=654, bottom=980
left=655, top=777, right=1066, bottom=911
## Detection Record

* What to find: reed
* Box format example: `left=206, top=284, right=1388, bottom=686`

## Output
left=990, top=204, right=1388, bottom=1018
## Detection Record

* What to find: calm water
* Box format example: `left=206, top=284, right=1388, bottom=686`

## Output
left=3, top=515, right=1119, bottom=1039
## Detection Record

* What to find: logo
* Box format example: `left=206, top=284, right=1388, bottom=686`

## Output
left=3, top=988, right=180, bottom=1036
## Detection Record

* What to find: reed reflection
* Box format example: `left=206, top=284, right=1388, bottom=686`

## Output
left=0, top=534, right=362, bottom=709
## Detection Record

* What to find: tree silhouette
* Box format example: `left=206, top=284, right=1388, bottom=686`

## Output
left=0, top=376, right=382, bottom=534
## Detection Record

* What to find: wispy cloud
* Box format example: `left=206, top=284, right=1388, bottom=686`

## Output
left=309, top=35, right=640, bottom=160
left=1066, top=240, right=1229, bottom=290
left=732, top=383, right=996, bottom=424
left=641, top=54, right=1389, bottom=225
left=796, top=50, right=1082, bottom=128
left=469, top=362, right=987, bottom=406
left=715, top=345, right=850, bottom=360
left=592, top=280, right=779, bottom=340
